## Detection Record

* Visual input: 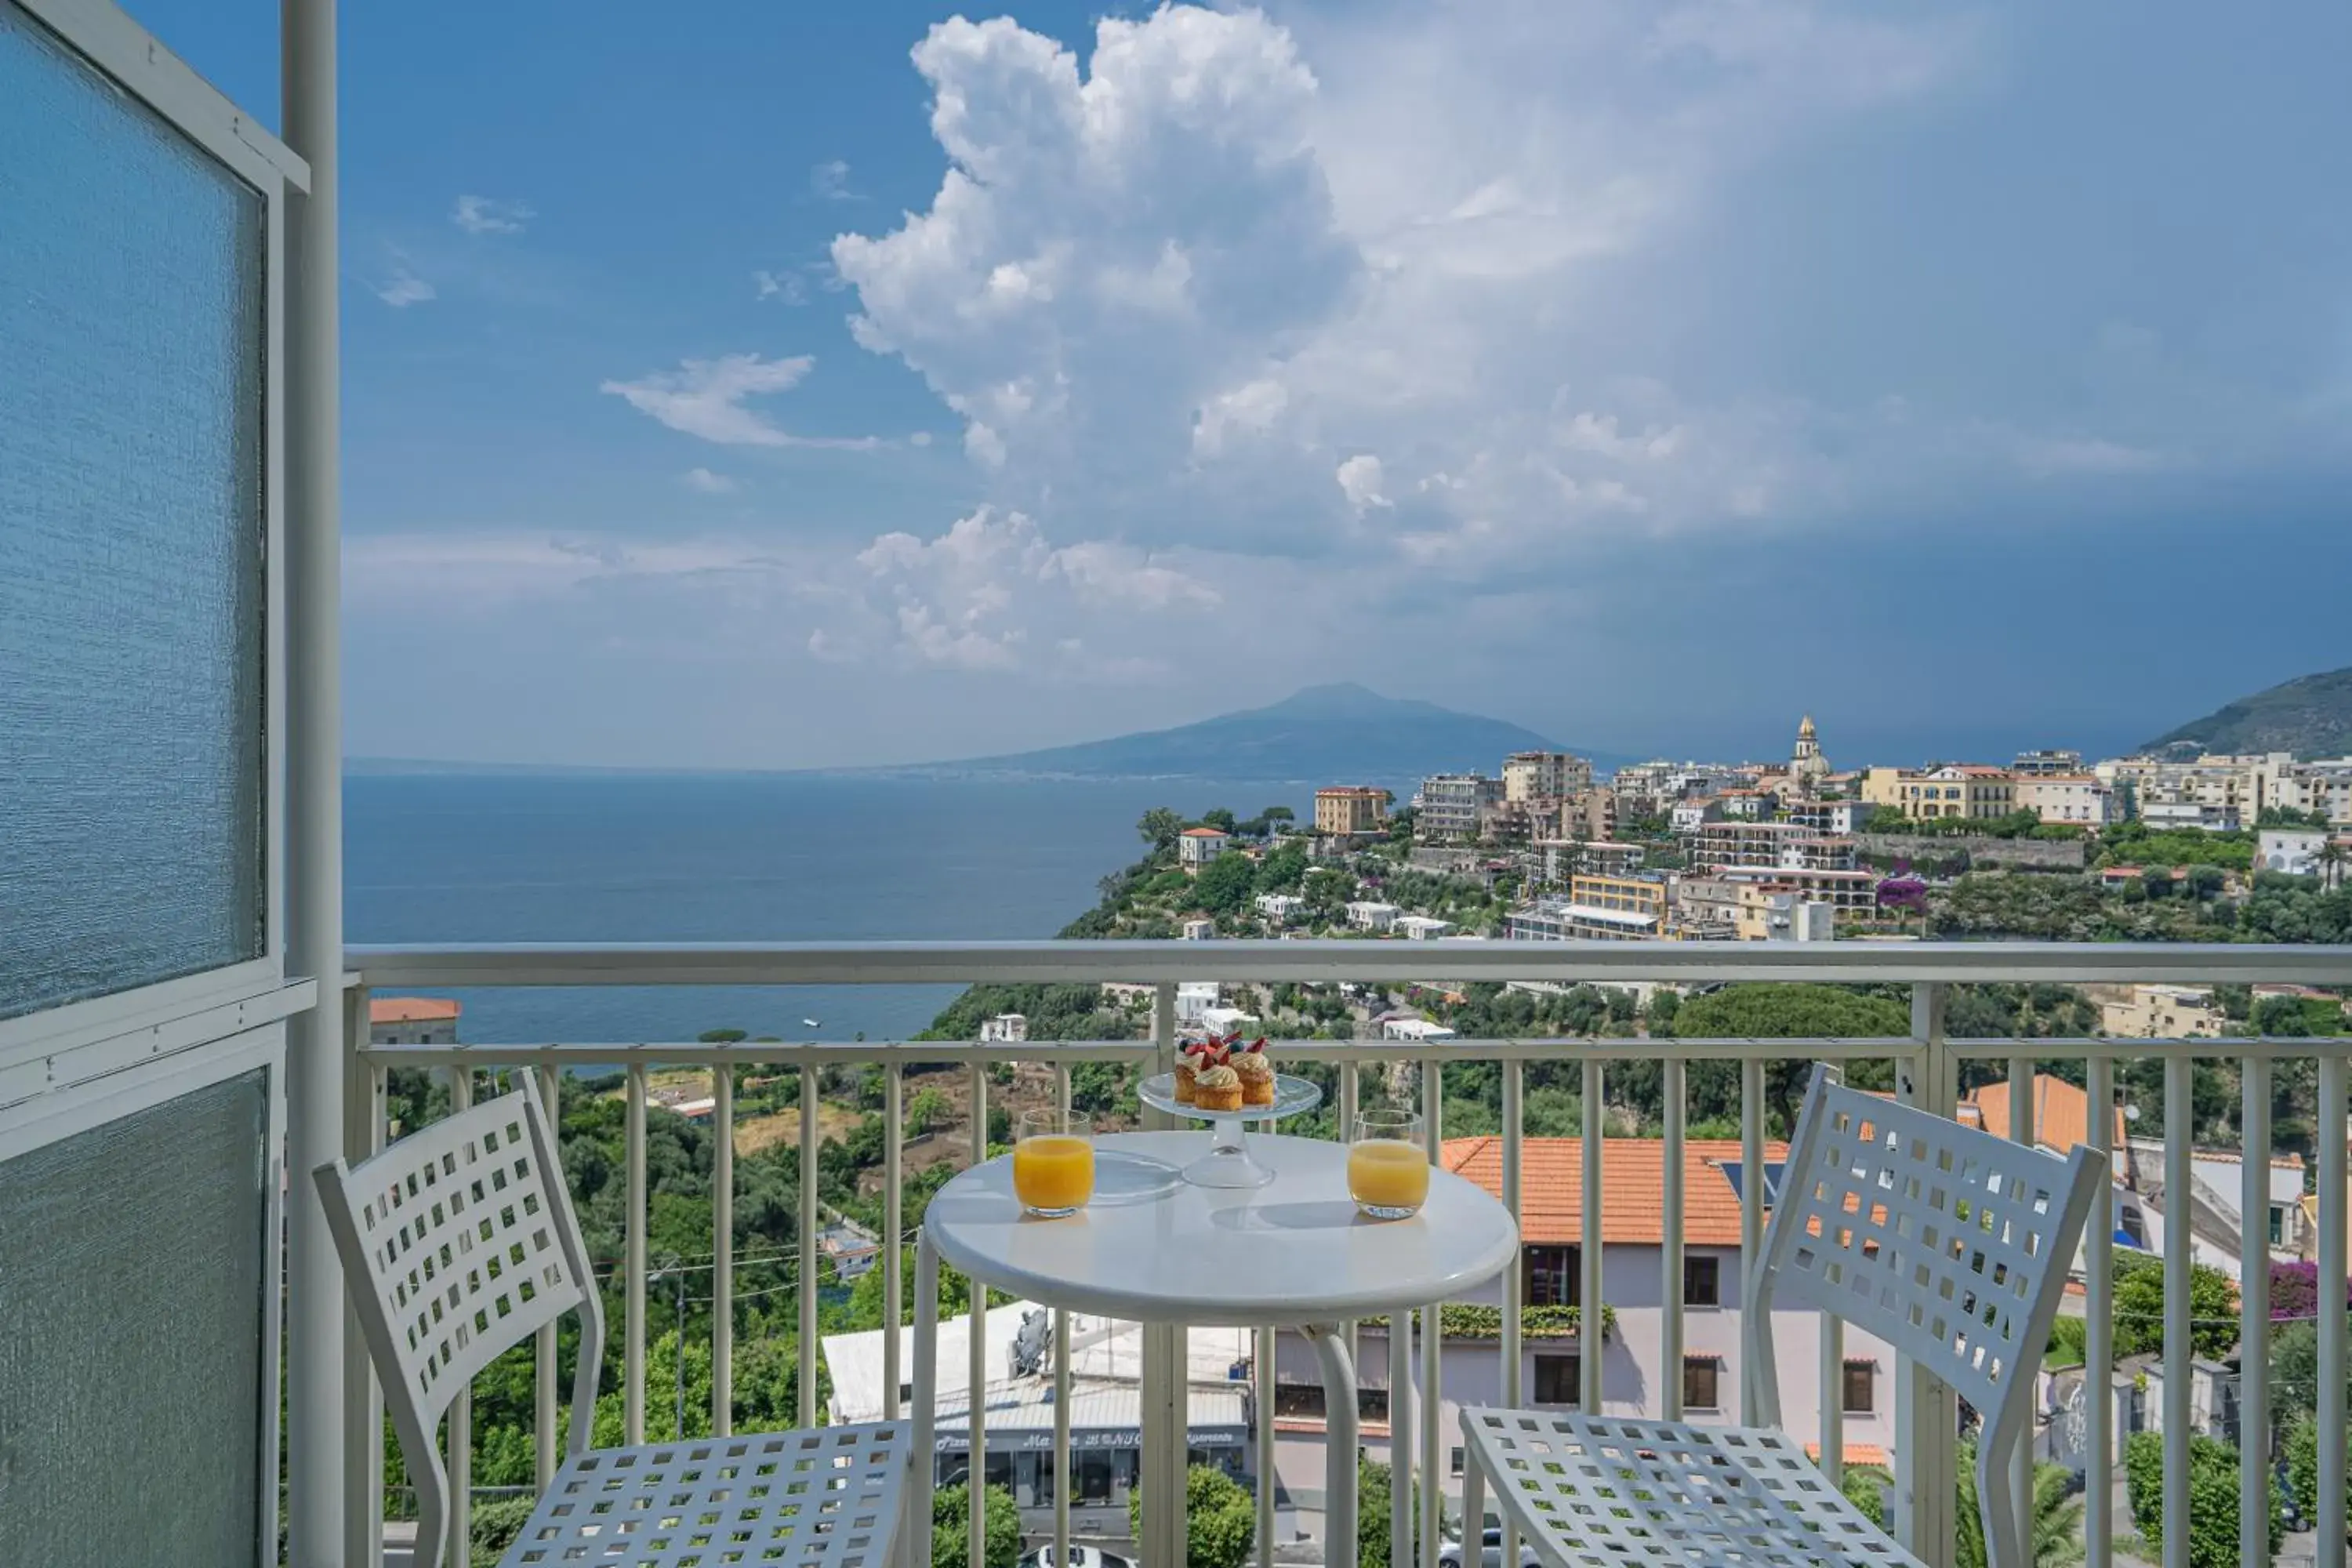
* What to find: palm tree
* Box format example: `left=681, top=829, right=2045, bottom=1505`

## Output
left=1954, top=1441, right=2085, bottom=1568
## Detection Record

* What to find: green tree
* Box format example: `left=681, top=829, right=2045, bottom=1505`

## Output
left=1668, top=984, right=1909, bottom=1131
left=931, top=1483, right=1022, bottom=1568
left=1138, top=807, right=1184, bottom=850
left=2112, top=1254, right=2238, bottom=1361
left=1202, top=806, right=1240, bottom=833
left=1194, top=851, right=1260, bottom=917
left=1128, top=1465, right=1257, bottom=1568
left=1953, top=1443, right=2083, bottom=1568
left=906, top=1086, right=951, bottom=1134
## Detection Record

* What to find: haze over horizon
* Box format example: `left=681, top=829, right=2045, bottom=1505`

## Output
left=143, top=0, right=2352, bottom=771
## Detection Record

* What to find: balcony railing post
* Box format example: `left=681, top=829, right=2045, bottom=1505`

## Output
left=713, top=1062, right=733, bottom=1436
left=1896, top=982, right=1957, bottom=1568
left=1055, top=1305, right=1073, bottom=1568
left=2006, top=1051, right=2036, bottom=1568
left=1423, top=1063, right=1445, bottom=1568
left=801, top=1065, right=820, bottom=1432
left=1501, top=1057, right=1524, bottom=1568
left=1390, top=1309, right=1412, bottom=1568
left=1661, top=1056, right=1685, bottom=1425
left=2318, top=1054, right=2348, bottom=1568
left=1142, top=982, right=1187, bottom=1568
left=1739, top=1056, right=1765, bottom=1424
left=2163, top=1051, right=2194, bottom=1568
left=625, top=1064, right=648, bottom=1444
left=2240, top=1055, right=2270, bottom=1568
left=535, top=1062, right=560, bottom=1494
left=2084, top=1056, right=2115, bottom=1568
left=965, top=1062, right=985, bottom=1568
left=445, top=1064, right=473, bottom=1568
left=339, top=984, right=383, bottom=1568
left=885, top=1059, right=903, bottom=1422
left=1581, top=1055, right=1604, bottom=1415
left=1256, top=1325, right=1276, bottom=1568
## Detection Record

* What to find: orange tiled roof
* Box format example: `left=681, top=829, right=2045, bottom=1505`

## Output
left=1442, top=1137, right=1787, bottom=1247
left=1181, top=826, right=1229, bottom=837
left=370, top=996, right=462, bottom=1024
left=1963, top=1074, right=2124, bottom=1153
left=1806, top=1442, right=1890, bottom=1468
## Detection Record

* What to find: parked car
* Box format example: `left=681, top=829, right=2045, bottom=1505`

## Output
left=1436, top=1527, right=1541, bottom=1568
left=1018, top=1547, right=1135, bottom=1568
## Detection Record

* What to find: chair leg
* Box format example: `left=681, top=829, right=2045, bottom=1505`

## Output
left=913, top=1236, right=941, bottom=1568
left=1463, top=1446, right=1486, bottom=1566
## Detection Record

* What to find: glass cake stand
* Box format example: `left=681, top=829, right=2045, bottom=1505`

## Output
left=1135, top=1071, right=1323, bottom=1189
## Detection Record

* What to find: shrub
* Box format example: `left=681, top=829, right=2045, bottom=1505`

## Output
left=1128, top=1465, right=1256, bottom=1568
left=1842, top=1465, right=1889, bottom=1528
left=931, top=1482, right=1022, bottom=1568
left=2125, top=1431, right=2281, bottom=1568
left=468, top=1495, right=537, bottom=1568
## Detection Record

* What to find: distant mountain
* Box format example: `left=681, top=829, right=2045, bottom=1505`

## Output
left=893, top=683, right=1622, bottom=786
left=2142, top=666, right=2352, bottom=759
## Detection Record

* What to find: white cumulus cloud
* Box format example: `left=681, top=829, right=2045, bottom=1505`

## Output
left=820, top=506, right=1220, bottom=672
left=682, top=467, right=738, bottom=493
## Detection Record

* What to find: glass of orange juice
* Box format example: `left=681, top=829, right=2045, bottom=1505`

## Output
left=1348, top=1109, right=1429, bottom=1221
left=1013, top=1109, right=1095, bottom=1218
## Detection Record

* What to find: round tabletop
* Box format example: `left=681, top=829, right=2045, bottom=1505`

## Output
left=922, top=1131, right=1520, bottom=1327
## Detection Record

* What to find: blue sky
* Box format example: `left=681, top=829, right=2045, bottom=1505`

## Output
left=136, top=0, right=2352, bottom=770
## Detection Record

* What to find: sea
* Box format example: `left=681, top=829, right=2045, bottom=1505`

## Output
left=347, top=772, right=1308, bottom=1047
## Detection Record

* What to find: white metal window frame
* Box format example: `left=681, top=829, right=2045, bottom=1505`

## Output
left=0, top=1024, right=290, bottom=1559
left=0, top=0, right=310, bottom=1098
left=0, top=5, right=310, bottom=1563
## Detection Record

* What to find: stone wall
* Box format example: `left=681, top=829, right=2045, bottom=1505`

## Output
left=1857, top=833, right=2087, bottom=870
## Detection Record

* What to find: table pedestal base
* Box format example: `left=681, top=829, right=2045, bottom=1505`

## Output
left=1181, top=1116, right=1275, bottom=1188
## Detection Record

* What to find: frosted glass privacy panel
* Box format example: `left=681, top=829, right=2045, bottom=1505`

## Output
left=0, top=1069, right=271, bottom=1561
left=0, top=1, right=269, bottom=1019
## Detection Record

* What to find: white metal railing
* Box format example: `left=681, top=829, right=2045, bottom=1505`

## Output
left=342, top=939, right=2352, bottom=1568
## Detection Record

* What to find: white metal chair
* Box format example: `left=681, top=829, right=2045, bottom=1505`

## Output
left=1459, top=1065, right=2107, bottom=1568
left=316, top=1076, right=913, bottom=1568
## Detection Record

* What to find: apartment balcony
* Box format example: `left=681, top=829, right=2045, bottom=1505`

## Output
left=324, top=938, right=2352, bottom=1568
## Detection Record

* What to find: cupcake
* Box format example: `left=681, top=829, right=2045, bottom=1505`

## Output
left=1232, top=1040, right=1276, bottom=1107
left=1193, top=1064, right=1243, bottom=1112
left=1173, top=1045, right=1203, bottom=1105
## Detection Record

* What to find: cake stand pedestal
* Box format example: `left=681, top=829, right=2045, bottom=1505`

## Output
left=1135, top=1071, right=1322, bottom=1189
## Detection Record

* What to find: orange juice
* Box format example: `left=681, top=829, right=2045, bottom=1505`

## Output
left=1014, top=1134, right=1095, bottom=1214
left=1348, top=1139, right=1429, bottom=1216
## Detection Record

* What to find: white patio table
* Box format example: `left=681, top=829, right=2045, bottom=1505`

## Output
left=913, top=1131, right=1520, bottom=1567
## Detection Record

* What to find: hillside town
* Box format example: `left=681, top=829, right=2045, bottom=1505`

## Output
left=1138, top=717, right=2352, bottom=954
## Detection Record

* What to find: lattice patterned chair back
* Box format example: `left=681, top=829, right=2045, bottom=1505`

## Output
left=315, top=1076, right=604, bottom=1568
left=1749, top=1065, right=2107, bottom=1566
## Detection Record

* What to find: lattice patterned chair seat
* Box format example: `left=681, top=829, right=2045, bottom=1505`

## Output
left=315, top=1077, right=915, bottom=1568
left=1459, top=1065, right=2107, bottom=1568
left=1457, top=1411, right=1919, bottom=1568
left=499, top=1423, right=910, bottom=1568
